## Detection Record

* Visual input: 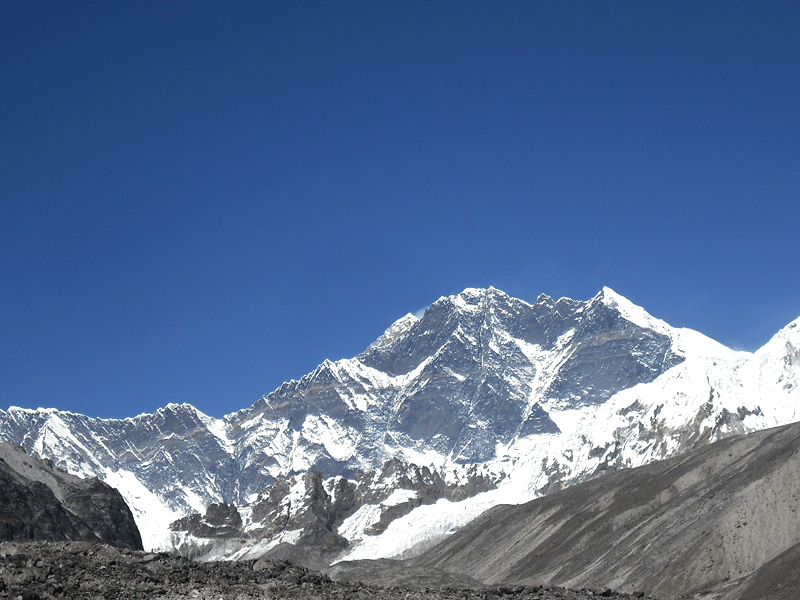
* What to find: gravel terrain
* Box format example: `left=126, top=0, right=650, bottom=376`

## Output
left=0, top=541, right=655, bottom=600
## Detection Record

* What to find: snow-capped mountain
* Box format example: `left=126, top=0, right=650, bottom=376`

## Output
left=1, top=287, right=798, bottom=562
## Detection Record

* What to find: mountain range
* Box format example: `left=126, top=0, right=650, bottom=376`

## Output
left=1, top=286, right=798, bottom=567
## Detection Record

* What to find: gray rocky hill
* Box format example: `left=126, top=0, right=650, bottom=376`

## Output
left=0, top=443, right=142, bottom=550
left=351, top=420, right=800, bottom=600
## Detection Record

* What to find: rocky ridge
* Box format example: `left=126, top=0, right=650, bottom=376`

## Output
left=0, top=443, right=141, bottom=551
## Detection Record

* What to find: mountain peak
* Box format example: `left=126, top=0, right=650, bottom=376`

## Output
left=448, top=286, right=513, bottom=312
left=595, top=286, right=671, bottom=336
left=368, top=313, right=419, bottom=352
left=534, top=293, right=555, bottom=308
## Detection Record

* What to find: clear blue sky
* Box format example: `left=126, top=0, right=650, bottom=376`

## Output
left=2, top=1, right=798, bottom=419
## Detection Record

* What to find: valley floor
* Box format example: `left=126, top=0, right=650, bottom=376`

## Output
left=0, top=541, right=654, bottom=600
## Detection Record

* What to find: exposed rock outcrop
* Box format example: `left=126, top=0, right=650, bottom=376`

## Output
left=0, top=443, right=142, bottom=550
left=169, top=457, right=500, bottom=563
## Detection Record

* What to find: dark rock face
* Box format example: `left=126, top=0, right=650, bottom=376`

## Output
left=171, top=457, right=501, bottom=562
left=0, top=540, right=655, bottom=600
left=542, top=299, right=682, bottom=406
left=170, top=503, right=243, bottom=539
left=0, top=443, right=142, bottom=550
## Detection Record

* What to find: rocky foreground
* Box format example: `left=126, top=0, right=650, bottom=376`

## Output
left=0, top=541, right=655, bottom=600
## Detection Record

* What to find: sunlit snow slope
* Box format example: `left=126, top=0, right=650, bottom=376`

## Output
left=1, top=287, right=798, bottom=561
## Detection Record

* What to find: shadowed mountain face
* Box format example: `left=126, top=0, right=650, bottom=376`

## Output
left=373, top=290, right=679, bottom=451
left=404, top=421, right=800, bottom=600
left=0, top=443, right=142, bottom=550
left=0, top=287, right=797, bottom=563
left=236, top=287, right=678, bottom=473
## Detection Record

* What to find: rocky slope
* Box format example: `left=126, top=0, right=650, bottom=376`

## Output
left=0, top=287, right=798, bottom=562
left=394, top=420, right=800, bottom=600
left=0, top=443, right=142, bottom=550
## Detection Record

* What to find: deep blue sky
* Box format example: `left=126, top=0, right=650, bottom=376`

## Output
left=2, top=1, right=798, bottom=419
